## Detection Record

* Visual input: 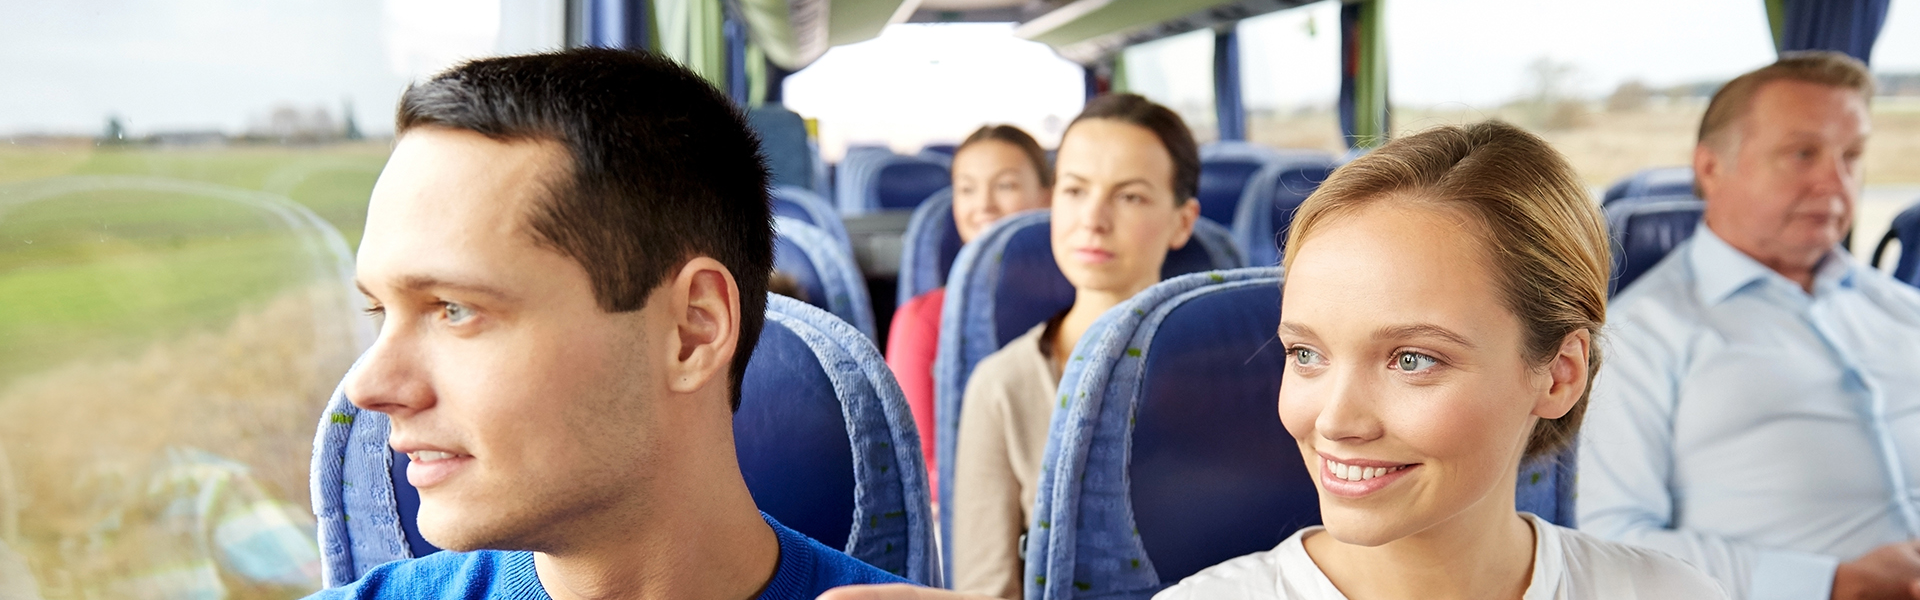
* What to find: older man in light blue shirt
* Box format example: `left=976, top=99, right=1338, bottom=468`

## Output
left=1581, top=51, right=1920, bottom=600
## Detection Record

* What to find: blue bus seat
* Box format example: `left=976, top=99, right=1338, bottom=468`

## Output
left=772, top=186, right=852, bottom=253
left=1022, top=268, right=1576, bottom=599
left=1229, top=162, right=1338, bottom=267
left=748, top=104, right=815, bottom=191
left=1602, top=166, right=1695, bottom=206
left=1197, top=142, right=1335, bottom=228
left=835, top=147, right=899, bottom=214
left=775, top=216, right=877, bottom=339
left=1605, top=196, right=1705, bottom=297
left=870, top=158, right=952, bottom=213
left=311, top=296, right=939, bottom=586
left=931, top=211, right=1244, bottom=577
left=896, top=188, right=964, bottom=307
left=1871, top=199, right=1920, bottom=287
left=918, top=143, right=957, bottom=168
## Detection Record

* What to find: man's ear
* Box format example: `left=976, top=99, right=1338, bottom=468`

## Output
left=1169, top=197, right=1200, bottom=250
left=1533, top=329, right=1590, bottom=420
left=1693, top=143, right=1722, bottom=201
left=665, top=257, right=740, bottom=395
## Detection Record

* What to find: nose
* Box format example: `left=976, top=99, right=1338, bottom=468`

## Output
left=344, top=323, right=436, bottom=419
left=1076, top=189, right=1113, bottom=234
left=1314, top=368, right=1383, bottom=444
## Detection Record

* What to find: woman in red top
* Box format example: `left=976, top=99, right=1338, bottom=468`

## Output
left=886, top=124, right=1052, bottom=497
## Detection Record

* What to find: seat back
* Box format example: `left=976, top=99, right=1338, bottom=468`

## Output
left=918, top=144, right=957, bottom=168
left=1601, top=166, right=1695, bottom=206
left=932, top=211, right=1244, bottom=575
left=1871, top=199, right=1920, bottom=287
left=896, top=188, right=964, bottom=307
left=775, top=216, right=877, bottom=339
left=311, top=296, right=940, bottom=586
left=1197, top=143, right=1336, bottom=227
left=748, top=104, right=815, bottom=191
left=835, top=147, right=899, bottom=214
left=1024, top=269, right=1577, bottom=599
left=1229, top=162, right=1338, bottom=267
left=871, top=159, right=952, bottom=212
left=772, top=186, right=852, bottom=253
left=1605, top=196, right=1705, bottom=296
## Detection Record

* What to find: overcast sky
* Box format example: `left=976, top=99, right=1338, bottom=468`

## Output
left=3, top=0, right=1916, bottom=137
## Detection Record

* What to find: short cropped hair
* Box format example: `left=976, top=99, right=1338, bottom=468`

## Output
left=1698, top=51, right=1874, bottom=153
left=396, top=48, right=773, bottom=412
left=1068, top=94, right=1200, bottom=203
left=1283, top=122, right=1610, bottom=459
left=958, top=124, right=1054, bottom=188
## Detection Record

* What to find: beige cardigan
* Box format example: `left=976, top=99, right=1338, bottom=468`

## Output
left=949, top=322, right=1061, bottom=599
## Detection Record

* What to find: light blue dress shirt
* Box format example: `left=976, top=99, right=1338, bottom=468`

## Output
left=1580, top=225, right=1920, bottom=600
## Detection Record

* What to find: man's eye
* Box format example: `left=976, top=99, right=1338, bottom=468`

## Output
left=1393, top=352, right=1438, bottom=373
left=442, top=302, right=473, bottom=324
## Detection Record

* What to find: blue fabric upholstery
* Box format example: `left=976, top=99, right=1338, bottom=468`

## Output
left=835, top=147, right=899, bottom=215
left=749, top=104, right=815, bottom=191
left=1196, top=142, right=1333, bottom=227
left=1871, top=199, right=1920, bottom=287
left=918, top=144, right=957, bottom=168
left=1605, top=196, right=1706, bottom=296
left=773, top=186, right=852, bottom=253
left=311, top=296, right=940, bottom=586
left=1229, top=162, right=1338, bottom=267
left=932, top=211, right=1245, bottom=578
left=896, top=188, right=963, bottom=307
left=775, top=216, right=877, bottom=339
left=1023, top=268, right=1578, bottom=599
left=1601, top=167, right=1695, bottom=206
left=873, top=160, right=952, bottom=212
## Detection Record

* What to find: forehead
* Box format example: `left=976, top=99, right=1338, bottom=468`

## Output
left=358, top=128, right=573, bottom=288
left=1742, top=79, right=1870, bottom=138
left=1057, top=119, right=1171, bottom=180
left=953, top=140, right=1030, bottom=174
left=1283, top=201, right=1511, bottom=337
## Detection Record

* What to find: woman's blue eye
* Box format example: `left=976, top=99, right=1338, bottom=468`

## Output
left=443, top=302, right=472, bottom=324
left=1394, top=352, right=1437, bottom=373
left=1292, top=348, right=1322, bottom=366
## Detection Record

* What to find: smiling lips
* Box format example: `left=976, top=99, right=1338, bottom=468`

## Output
left=1319, top=454, right=1417, bottom=498
left=399, top=446, right=473, bottom=488
left=1074, top=247, right=1114, bottom=264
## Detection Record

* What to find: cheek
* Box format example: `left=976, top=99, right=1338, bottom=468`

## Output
left=1276, top=377, right=1318, bottom=442
left=1385, top=380, right=1530, bottom=467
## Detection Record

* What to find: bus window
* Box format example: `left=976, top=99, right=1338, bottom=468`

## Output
left=1384, top=0, right=1775, bottom=187
left=1120, top=29, right=1218, bottom=144
left=784, top=23, right=1085, bottom=161
left=1238, top=0, right=1343, bottom=154
left=0, top=2, right=560, bottom=597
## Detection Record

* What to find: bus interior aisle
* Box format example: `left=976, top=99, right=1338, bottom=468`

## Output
left=4, top=0, right=1920, bottom=598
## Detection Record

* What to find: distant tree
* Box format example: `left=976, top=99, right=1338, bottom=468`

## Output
left=342, top=99, right=362, bottom=141
left=101, top=115, right=127, bottom=145
left=1607, top=80, right=1652, bottom=113
left=1517, top=57, right=1588, bottom=130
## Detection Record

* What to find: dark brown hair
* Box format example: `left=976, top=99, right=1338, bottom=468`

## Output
left=957, top=124, right=1054, bottom=188
left=397, top=48, right=773, bottom=411
left=1283, top=122, right=1609, bottom=458
left=1067, top=93, right=1200, bottom=203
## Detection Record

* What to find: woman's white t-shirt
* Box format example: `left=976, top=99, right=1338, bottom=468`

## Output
left=1155, top=513, right=1725, bottom=599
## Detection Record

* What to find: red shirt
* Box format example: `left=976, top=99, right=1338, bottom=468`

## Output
left=885, top=287, right=944, bottom=497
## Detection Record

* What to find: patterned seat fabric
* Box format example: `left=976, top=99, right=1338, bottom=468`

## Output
left=775, top=216, right=877, bottom=339
left=1605, top=196, right=1705, bottom=296
left=896, top=188, right=963, bottom=307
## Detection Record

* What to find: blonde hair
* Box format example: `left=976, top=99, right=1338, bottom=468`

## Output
left=1281, top=121, right=1610, bottom=458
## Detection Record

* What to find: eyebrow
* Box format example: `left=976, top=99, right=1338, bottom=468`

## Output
left=1276, top=322, right=1314, bottom=339
left=1374, top=324, right=1477, bottom=350
left=357, top=275, right=517, bottom=302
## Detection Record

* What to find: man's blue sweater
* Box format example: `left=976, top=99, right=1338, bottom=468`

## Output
left=309, top=513, right=909, bottom=599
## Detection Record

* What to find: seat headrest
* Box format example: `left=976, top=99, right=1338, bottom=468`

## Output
left=1606, top=197, right=1705, bottom=296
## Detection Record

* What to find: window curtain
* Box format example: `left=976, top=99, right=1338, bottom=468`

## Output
left=1766, top=0, right=1890, bottom=63
left=1338, top=0, right=1388, bottom=149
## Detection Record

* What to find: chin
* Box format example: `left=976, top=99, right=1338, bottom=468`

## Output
left=1316, top=500, right=1418, bottom=547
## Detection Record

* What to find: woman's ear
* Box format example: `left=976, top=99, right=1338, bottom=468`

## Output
left=1533, top=329, right=1591, bottom=420
left=1169, top=197, right=1200, bottom=250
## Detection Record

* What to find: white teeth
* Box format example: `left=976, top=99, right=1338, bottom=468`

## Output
left=1328, top=460, right=1405, bottom=482
left=411, top=451, right=455, bottom=463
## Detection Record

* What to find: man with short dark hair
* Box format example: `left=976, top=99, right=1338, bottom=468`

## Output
left=1582, top=51, right=1920, bottom=600
left=309, top=48, right=908, bottom=599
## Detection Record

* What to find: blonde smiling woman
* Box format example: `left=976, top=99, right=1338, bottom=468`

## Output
left=825, top=122, right=1726, bottom=600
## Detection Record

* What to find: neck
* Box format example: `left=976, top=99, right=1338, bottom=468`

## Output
left=533, top=393, right=780, bottom=600
left=1305, top=477, right=1535, bottom=600
left=1054, top=286, right=1141, bottom=361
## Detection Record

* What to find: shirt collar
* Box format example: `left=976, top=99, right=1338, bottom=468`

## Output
left=1688, top=224, right=1856, bottom=305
